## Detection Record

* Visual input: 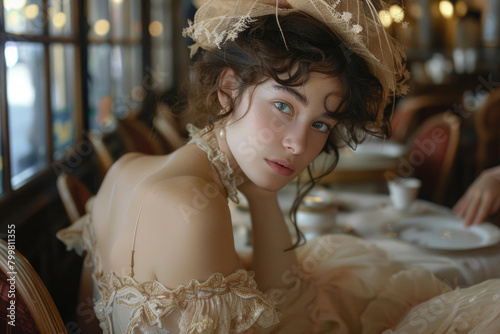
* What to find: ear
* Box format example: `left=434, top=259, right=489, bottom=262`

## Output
left=217, top=68, right=238, bottom=109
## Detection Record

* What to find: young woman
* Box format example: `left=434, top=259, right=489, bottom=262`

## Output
left=58, top=0, right=500, bottom=333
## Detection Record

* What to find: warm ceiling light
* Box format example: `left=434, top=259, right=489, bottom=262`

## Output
left=52, top=12, right=67, bottom=28
left=94, top=19, right=110, bottom=36
left=23, top=4, right=39, bottom=19
left=111, top=0, right=124, bottom=4
left=149, top=21, right=163, bottom=36
left=379, top=10, right=392, bottom=28
left=455, top=1, right=468, bottom=17
left=389, top=4, right=405, bottom=23
left=439, top=0, right=454, bottom=19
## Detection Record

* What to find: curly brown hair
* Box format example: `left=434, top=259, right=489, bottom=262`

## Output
left=185, top=11, right=392, bottom=249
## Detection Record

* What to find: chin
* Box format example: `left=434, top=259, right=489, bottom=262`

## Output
left=246, top=171, right=289, bottom=192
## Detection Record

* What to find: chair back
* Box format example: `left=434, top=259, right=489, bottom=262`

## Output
left=391, top=95, right=460, bottom=143
left=407, top=112, right=461, bottom=204
left=475, top=88, right=500, bottom=173
left=0, top=239, right=66, bottom=333
left=117, top=119, right=167, bottom=155
left=57, top=173, right=93, bottom=223
left=87, top=130, right=115, bottom=179
left=153, top=114, right=186, bottom=152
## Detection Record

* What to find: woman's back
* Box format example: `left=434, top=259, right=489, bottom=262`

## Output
left=91, top=139, right=242, bottom=288
left=66, top=129, right=279, bottom=333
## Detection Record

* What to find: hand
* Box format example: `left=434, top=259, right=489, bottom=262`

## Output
left=453, top=166, right=500, bottom=226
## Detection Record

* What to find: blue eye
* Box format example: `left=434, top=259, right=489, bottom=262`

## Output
left=275, top=102, right=292, bottom=114
left=312, top=122, right=330, bottom=133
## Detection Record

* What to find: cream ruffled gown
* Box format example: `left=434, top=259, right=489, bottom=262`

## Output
left=57, top=126, right=500, bottom=333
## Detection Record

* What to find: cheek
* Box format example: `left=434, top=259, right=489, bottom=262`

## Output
left=311, top=134, right=328, bottom=155
left=232, top=109, right=277, bottom=142
left=308, top=137, right=327, bottom=160
left=245, top=107, right=273, bottom=129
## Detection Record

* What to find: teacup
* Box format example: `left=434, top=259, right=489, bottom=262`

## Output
left=387, top=177, right=421, bottom=212
left=296, top=190, right=337, bottom=238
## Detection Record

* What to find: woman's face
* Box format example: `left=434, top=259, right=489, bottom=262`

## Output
left=225, top=72, right=343, bottom=192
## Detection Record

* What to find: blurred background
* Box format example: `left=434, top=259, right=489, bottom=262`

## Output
left=0, top=0, right=499, bottom=329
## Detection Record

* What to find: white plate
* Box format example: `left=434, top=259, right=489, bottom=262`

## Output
left=336, top=141, right=406, bottom=171
left=384, top=216, right=500, bottom=250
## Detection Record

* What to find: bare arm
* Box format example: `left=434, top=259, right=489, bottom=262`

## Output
left=139, top=177, right=275, bottom=332
left=142, top=176, right=243, bottom=287
left=240, top=185, right=298, bottom=292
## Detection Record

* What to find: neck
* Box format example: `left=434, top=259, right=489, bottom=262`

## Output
left=213, top=123, right=248, bottom=185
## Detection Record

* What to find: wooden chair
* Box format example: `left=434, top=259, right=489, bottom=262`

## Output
left=55, top=173, right=101, bottom=332
left=152, top=113, right=186, bottom=152
left=116, top=118, right=167, bottom=155
left=406, top=112, right=461, bottom=204
left=475, top=88, right=500, bottom=174
left=0, top=239, right=66, bottom=333
left=391, top=94, right=461, bottom=144
left=57, top=172, right=93, bottom=223
left=87, top=130, right=115, bottom=180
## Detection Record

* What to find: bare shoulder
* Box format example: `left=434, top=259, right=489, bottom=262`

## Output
left=137, top=175, right=242, bottom=288
left=107, top=152, right=143, bottom=178
left=140, top=175, right=230, bottom=233
left=96, top=152, right=143, bottom=189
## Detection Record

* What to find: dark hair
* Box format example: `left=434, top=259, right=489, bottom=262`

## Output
left=186, top=11, right=389, bottom=249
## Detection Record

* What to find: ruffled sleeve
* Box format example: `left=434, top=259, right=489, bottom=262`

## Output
left=102, top=269, right=279, bottom=334
left=56, top=216, right=87, bottom=255
left=176, top=270, right=279, bottom=333
left=56, top=196, right=97, bottom=270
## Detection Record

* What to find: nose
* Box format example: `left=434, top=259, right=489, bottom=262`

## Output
left=282, top=124, right=307, bottom=155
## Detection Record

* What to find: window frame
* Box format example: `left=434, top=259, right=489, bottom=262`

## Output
left=0, top=0, right=84, bottom=212
left=0, top=0, right=176, bottom=218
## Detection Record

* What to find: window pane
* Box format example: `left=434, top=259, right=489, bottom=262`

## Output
left=88, top=44, right=113, bottom=131
left=128, top=45, right=143, bottom=101
left=87, top=0, right=110, bottom=40
left=129, top=0, right=141, bottom=40
left=5, top=42, right=47, bottom=189
left=4, top=0, right=44, bottom=35
left=110, top=0, right=126, bottom=40
left=49, top=0, right=73, bottom=36
left=50, top=44, right=76, bottom=160
left=151, top=0, right=174, bottom=92
left=110, top=0, right=142, bottom=40
left=111, top=45, right=143, bottom=118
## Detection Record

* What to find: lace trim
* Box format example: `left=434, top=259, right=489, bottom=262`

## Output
left=94, top=269, right=278, bottom=334
left=187, top=123, right=243, bottom=204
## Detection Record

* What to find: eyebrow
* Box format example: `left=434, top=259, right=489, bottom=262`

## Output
left=272, top=84, right=308, bottom=106
left=273, top=84, right=342, bottom=121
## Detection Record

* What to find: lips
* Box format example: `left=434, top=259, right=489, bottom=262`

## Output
left=265, top=159, right=295, bottom=176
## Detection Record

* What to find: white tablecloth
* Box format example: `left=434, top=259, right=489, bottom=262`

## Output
left=230, top=185, right=500, bottom=288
